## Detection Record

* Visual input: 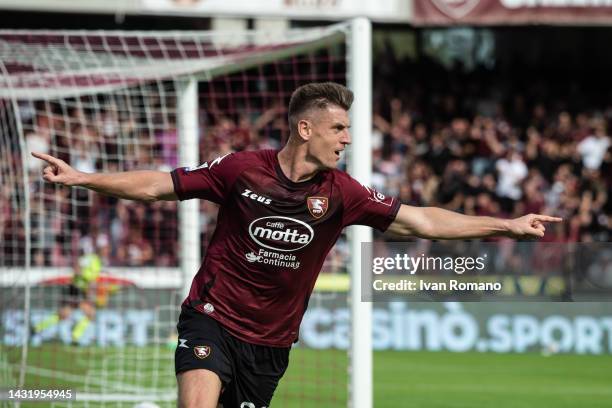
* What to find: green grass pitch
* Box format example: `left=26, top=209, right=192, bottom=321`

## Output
left=372, top=350, right=612, bottom=408
left=1, top=346, right=611, bottom=407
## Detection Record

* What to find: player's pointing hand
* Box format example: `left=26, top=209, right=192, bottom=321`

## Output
left=506, top=213, right=563, bottom=239
left=31, top=152, right=84, bottom=187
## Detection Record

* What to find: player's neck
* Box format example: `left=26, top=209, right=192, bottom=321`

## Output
left=277, top=142, right=320, bottom=183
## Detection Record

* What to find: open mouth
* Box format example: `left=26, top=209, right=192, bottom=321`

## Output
left=334, top=150, right=342, bottom=158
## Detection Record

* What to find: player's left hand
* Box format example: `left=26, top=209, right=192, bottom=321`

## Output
left=505, top=214, right=563, bottom=239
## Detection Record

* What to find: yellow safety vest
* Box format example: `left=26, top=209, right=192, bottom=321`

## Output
left=73, top=254, right=102, bottom=291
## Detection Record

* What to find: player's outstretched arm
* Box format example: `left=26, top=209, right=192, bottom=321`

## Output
left=387, top=204, right=562, bottom=240
left=31, top=152, right=177, bottom=202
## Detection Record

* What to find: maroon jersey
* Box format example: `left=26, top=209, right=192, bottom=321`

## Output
left=171, top=150, right=400, bottom=346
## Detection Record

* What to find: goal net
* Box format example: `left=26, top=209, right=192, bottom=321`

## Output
left=0, top=21, right=371, bottom=407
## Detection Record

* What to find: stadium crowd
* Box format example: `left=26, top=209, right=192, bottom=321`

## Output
left=370, top=55, right=611, bottom=245
left=4, top=57, right=611, bottom=269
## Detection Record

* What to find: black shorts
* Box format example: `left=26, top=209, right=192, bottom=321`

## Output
left=175, top=306, right=290, bottom=408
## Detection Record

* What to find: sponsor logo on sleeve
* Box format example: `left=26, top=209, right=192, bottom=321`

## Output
left=186, top=152, right=231, bottom=172
left=185, top=162, right=208, bottom=172
left=307, top=197, right=329, bottom=219
left=361, top=184, right=394, bottom=207
left=194, top=345, right=211, bottom=359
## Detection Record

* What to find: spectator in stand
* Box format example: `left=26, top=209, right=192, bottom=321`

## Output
left=577, top=120, right=610, bottom=170
left=10, top=62, right=612, bottom=270
left=495, top=149, right=528, bottom=214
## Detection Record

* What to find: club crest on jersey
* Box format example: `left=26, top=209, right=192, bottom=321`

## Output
left=307, top=197, right=329, bottom=219
left=194, top=345, right=211, bottom=359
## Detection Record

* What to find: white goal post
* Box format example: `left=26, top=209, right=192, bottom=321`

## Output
left=0, top=18, right=373, bottom=408
left=347, top=17, right=373, bottom=408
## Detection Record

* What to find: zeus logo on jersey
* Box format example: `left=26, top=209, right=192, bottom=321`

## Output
left=186, top=153, right=231, bottom=172
left=248, top=216, right=314, bottom=252
left=242, top=189, right=272, bottom=205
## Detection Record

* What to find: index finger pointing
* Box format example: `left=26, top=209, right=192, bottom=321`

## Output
left=31, top=152, right=60, bottom=165
left=533, top=215, right=563, bottom=223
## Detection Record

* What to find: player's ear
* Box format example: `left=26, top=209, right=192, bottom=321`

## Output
left=297, top=119, right=311, bottom=141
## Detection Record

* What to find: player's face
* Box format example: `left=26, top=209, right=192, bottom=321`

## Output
left=306, top=105, right=351, bottom=170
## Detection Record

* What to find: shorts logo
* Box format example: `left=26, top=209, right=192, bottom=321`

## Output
left=240, top=403, right=268, bottom=408
left=194, top=345, right=211, bottom=359
left=248, top=216, right=314, bottom=252
left=307, top=197, right=329, bottom=219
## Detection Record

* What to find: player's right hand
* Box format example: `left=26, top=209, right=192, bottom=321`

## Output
left=31, top=152, right=84, bottom=186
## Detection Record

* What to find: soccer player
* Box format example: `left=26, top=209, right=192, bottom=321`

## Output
left=32, top=82, right=561, bottom=408
left=33, top=250, right=102, bottom=344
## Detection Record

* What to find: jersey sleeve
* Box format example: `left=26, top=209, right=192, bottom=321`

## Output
left=339, top=174, right=401, bottom=231
left=171, top=152, right=241, bottom=204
